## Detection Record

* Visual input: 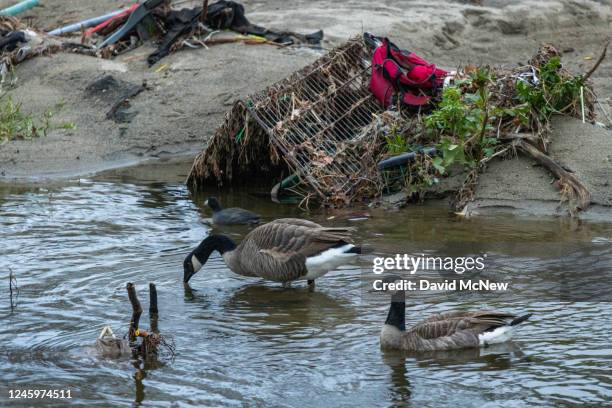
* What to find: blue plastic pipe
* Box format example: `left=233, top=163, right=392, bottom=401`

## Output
left=0, top=0, right=39, bottom=16
left=48, top=7, right=132, bottom=36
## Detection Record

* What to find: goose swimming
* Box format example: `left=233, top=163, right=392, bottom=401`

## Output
left=205, top=197, right=261, bottom=225
left=183, top=218, right=360, bottom=290
left=380, top=277, right=532, bottom=351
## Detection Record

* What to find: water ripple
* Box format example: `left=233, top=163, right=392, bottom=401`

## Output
left=0, top=178, right=611, bottom=406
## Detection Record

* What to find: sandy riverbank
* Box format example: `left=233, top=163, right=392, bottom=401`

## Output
left=0, top=0, right=610, bottom=216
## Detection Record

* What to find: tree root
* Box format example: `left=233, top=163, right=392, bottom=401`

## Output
left=514, top=139, right=590, bottom=215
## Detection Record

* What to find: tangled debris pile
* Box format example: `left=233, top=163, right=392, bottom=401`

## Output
left=126, top=282, right=175, bottom=362
left=188, top=35, right=605, bottom=214
left=1, top=16, right=89, bottom=89
left=187, top=37, right=386, bottom=206
left=0, top=1, right=323, bottom=83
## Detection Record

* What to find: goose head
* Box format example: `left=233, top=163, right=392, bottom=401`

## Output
left=183, top=235, right=237, bottom=283
left=205, top=197, right=222, bottom=213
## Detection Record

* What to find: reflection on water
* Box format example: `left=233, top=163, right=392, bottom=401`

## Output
left=0, top=163, right=611, bottom=407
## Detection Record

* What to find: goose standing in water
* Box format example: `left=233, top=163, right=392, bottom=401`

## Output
left=205, top=197, right=260, bottom=225
left=380, top=277, right=532, bottom=351
left=183, top=218, right=360, bottom=290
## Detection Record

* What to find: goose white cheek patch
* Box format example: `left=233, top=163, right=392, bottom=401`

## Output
left=191, top=255, right=202, bottom=272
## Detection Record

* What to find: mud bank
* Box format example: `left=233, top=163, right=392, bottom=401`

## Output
left=0, top=0, right=610, bottom=215
left=465, top=117, right=611, bottom=220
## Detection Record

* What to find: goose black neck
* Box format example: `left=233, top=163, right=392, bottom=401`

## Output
left=385, top=291, right=406, bottom=331
left=207, top=197, right=223, bottom=212
left=193, top=234, right=236, bottom=262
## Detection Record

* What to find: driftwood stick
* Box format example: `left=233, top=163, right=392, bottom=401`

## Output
left=127, top=283, right=142, bottom=343
left=583, top=41, right=609, bottom=81
left=9, top=269, right=13, bottom=311
left=514, top=139, right=590, bottom=213
left=149, top=283, right=158, bottom=315
left=149, top=283, right=159, bottom=334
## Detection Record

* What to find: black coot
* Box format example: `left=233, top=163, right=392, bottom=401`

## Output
left=205, top=197, right=261, bottom=225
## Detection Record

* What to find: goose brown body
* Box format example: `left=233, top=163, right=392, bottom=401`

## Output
left=381, top=310, right=521, bottom=351
left=380, top=278, right=531, bottom=351
left=184, top=218, right=358, bottom=285
left=224, top=219, right=355, bottom=281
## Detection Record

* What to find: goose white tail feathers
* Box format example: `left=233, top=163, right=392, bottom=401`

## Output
left=479, top=313, right=532, bottom=346
left=304, top=243, right=360, bottom=280
left=478, top=326, right=513, bottom=346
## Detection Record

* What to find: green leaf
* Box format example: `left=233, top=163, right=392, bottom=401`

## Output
left=431, top=157, right=446, bottom=174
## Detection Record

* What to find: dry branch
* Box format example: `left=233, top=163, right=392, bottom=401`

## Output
left=583, top=41, right=609, bottom=81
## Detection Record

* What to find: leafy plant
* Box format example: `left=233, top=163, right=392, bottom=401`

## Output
left=431, top=139, right=469, bottom=175
left=381, top=54, right=590, bottom=202
left=384, top=131, right=410, bottom=155
left=516, top=56, right=584, bottom=122
left=0, top=96, right=38, bottom=142
left=0, top=96, right=75, bottom=143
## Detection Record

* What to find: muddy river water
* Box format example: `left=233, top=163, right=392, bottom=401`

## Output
left=1, top=162, right=610, bottom=407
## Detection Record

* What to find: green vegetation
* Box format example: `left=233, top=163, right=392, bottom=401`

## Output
left=0, top=95, right=76, bottom=143
left=380, top=52, right=591, bottom=202
left=384, top=128, right=410, bottom=155
left=516, top=56, right=584, bottom=123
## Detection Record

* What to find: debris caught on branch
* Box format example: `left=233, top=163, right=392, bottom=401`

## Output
left=126, top=282, right=175, bottom=362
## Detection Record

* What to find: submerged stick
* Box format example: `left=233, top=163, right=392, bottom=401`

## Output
left=9, top=269, right=13, bottom=310
left=515, top=139, right=590, bottom=214
left=127, top=283, right=142, bottom=343
left=8, top=267, right=19, bottom=312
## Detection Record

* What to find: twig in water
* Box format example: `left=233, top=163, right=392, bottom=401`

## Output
left=8, top=267, right=19, bottom=312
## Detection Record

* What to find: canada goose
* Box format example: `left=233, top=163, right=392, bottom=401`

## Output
left=205, top=197, right=260, bottom=225
left=183, top=218, right=360, bottom=290
left=380, top=277, right=532, bottom=351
